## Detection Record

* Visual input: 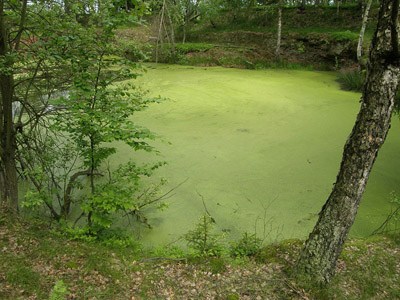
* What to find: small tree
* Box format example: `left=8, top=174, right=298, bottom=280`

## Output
left=38, top=12, right=166, bottom=229
left=185, top=214, right=225, bottom=257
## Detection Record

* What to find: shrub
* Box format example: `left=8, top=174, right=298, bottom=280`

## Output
left=118, top=39, right=150, bottom=62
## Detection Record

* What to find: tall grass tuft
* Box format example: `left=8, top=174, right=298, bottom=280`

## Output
left=337, top=70, right=365, bottom=92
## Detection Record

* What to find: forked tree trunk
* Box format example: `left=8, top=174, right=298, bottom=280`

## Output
left=293, top=0, right=400, bottom=284
left=276, top=0, right=282, bottom=62
left=357, top=0, right=372, bottom=67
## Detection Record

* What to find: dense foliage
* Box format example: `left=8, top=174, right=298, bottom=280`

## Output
left=0, top=0, right=167, bottom=235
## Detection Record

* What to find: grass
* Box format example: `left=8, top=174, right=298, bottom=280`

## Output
left=337, top=69, right=365, bottom=91
left=330, top=30, right=359, bottom=41
left=0, top=216, right=399, bottom=299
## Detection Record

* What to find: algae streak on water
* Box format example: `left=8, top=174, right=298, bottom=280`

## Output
left=119, top=64, right=400, bottom=247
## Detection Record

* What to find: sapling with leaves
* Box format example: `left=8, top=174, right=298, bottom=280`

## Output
left=6, top=0, right=170, bottom=233
left=48, top=24, right=166, bottom=229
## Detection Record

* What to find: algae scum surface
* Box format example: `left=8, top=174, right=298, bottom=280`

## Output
left=125, top=64, right=400, bottom=246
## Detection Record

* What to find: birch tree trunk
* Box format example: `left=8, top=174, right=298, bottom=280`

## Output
left=293, top=0, right=400, bottom=284
left=357, top=0, right=372, bottom=66
left=276, top=0, right=282, bottom=63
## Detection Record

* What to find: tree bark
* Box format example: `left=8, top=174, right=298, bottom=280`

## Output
left=0, top=0, right=19, bottom=214
left=336, top=0, right=340, bottom=18
left=276, top=0, right=282, bottom=63
left=155, top=0, right=166, bottom=63
left=165, top=3, right=175, bottom=56
left=293, top=0, right=400, bottom=284
left=357, top=0, right=372, bottom=67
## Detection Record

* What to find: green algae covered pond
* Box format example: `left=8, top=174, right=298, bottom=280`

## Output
left=122, top=64, right=400, bottom=247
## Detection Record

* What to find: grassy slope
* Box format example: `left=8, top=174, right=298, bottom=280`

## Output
left=1, top=217, right=399, bottom=300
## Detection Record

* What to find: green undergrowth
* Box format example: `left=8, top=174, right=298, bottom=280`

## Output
left=0, top=216, right=399, bottom=299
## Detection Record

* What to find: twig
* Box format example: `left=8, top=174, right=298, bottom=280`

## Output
left=283, top=279, right=309, bottom=300
left=197, top=190, right=216, bottom=223
left=370, top=206, right=400, bottom=236
left=137, top=257, right=187, bottom=264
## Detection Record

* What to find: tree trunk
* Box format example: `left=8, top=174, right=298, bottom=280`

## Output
left=0, top=74, right=19, bottom=215
left=336, top=0, right=340, bottom=18
left=165, top=3, right=175, bottom=56
left=357, top=0, right=372, bottom=67
left=0, top=1, right=19, bottom=214
left=276, top=0, right=282, bottom=62
left=0, top=166, right=6, bottom=208
left=155, top=0, right=166, bottom=63
left=182, top=22, right=187, bottom=44
left=293, top=0, right=400, bottom=284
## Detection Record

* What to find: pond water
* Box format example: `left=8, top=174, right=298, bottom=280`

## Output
left=118, top=64, right=400, bottom=247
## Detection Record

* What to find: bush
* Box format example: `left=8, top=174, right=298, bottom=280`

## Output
left=118, top=39, right=151, bottom=62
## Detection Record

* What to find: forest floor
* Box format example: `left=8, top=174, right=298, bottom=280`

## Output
left=1, top=216, right=399, bottom=300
